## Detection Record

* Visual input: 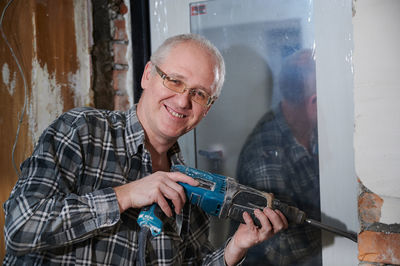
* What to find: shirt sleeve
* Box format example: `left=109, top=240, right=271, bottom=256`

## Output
left=202, top=238, right=246, bottom=266
left=3, top=114, right=121, bottom=256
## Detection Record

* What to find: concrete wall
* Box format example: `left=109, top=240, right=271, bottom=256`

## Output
left=353, top=0, right=400, bottom=264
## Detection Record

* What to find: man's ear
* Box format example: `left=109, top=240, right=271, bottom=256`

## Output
left=202, top=105, right=212, bottom=117
left=141, top=61, right=153, bottom=89
left=307, top=93, right=318, bottom=120
left=310, top=94, right=317, bottom=106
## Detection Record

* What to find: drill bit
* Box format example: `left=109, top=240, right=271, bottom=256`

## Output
left=305, top=218, right=358, bottom=243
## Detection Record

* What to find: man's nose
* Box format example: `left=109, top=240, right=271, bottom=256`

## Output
left=175, top=89, right=192, bottom=108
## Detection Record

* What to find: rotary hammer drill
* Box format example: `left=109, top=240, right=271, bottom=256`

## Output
left=137, top=164, right=357, bottom=242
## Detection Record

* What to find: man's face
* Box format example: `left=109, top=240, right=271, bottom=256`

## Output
left=140, top=42, right=216, bottom=142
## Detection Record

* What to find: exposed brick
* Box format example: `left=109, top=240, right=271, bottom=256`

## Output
left=359, top=263, right=385, bottom=266
left=113, top=43, right=128, bottom=65
left=113, top=19, right=128, bottom=41
left=359, top=263, right=386, bottom=266
left=119, top=2, right=128, bottom=15
left=112, top=69, right=128, bottom=91
left=358, top=231, right=400, bottom=265
left=359, top=192, right=383, bottom=225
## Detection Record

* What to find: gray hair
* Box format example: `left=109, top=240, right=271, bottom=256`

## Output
left=279, top=49, right=316, bottom=104
left=150, top=33, right=225, bottom=97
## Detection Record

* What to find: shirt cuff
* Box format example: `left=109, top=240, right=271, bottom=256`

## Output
left=91, top=187, right=121, bottom=228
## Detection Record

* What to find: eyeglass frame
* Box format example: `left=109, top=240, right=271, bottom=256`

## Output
left=153, top=64, right=217, bottom=107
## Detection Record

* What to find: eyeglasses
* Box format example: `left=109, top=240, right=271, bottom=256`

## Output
left=154, top=65, right=216, bottom=107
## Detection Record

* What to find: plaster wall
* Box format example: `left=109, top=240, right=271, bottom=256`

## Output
left=353, top=0, right=400, bottom=223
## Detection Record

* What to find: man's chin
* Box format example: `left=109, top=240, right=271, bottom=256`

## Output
left=161, top=128, right=187, bottom=141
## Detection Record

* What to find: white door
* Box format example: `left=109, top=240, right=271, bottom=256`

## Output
left=148, top=1, right=358, bottom=265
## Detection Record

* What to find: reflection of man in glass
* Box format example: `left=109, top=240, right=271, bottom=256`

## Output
left=235, top=49, right=321, bottom=265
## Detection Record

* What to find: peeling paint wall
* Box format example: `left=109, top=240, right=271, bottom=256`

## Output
left=72, top=0, right=93, bottom=108
left=2, top=63, right=16, bottom=95
left=353, top=0, right=400, bottom=264
left=28, top=0, right=93, bottom=143
left=29, top=58, right=65, bottom=142
left=0, top=0, right=93, bottom=259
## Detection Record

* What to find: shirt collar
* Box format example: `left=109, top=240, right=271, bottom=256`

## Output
left=124, top=105, right=145, bottom=158
left=124, top=105, right=184, bottom=164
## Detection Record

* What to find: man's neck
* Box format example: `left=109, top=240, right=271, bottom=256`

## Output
left=281, top=101, right=313, bottom=150
left=136, top=100, right=176, bottom=172
left=145, top=138, right=172, bottom=172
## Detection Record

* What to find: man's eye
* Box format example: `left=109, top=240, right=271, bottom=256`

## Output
left=196, top=90, right=207, bottom=99
left=168, top=78, right=182, bottom=86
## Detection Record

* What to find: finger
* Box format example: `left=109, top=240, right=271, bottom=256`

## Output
left=162, top=178, right=187, bottom=204
left=168, top=171, right=199, bottom=186
left=156, top=195, right=173, bottom=217
left=242, top=211, right=257, bottom=228
left=152, top=171, right=187, bottom=210
left=275, top=209, right=289, bottom=229
left=159, top=182, right=185, bottom=214
left=263, top=208, right=285, bottom=233
left=254, top=208, right=272, bottom=232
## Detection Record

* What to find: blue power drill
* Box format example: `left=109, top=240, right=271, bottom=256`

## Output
left=137, top=164, right=306, bottom=236
left=137, top=165, right=358, bottom=243
left=135, top=165, right=357, bottom=265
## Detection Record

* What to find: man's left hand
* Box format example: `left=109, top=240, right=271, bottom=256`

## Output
left=224, top=208, right=288, bottom=266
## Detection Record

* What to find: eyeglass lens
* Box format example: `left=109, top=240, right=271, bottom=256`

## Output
left=163, top=76, right=210, bottom=107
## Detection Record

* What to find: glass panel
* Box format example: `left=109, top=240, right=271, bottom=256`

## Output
left=190, top=1, right=321, bottom=265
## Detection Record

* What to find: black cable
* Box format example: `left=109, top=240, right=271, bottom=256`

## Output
left=136, top=226, right=150, bottom=266
left=0, top=0, right=28, bottom=176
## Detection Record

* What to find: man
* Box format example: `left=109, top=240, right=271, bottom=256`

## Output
left=3, top=34, right=288, bottom=265
left=235, top=49, right=321, bottom=265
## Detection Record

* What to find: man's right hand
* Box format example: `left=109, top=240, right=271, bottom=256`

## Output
left=113, top=171, right=199, bottom=216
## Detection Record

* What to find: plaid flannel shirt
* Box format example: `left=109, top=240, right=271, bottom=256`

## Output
left=235, top=105, right=322, bottom=266
left=3, top=106, right=227, bottom=265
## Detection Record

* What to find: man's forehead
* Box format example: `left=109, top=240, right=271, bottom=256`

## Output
left=162, top=43, right=215, bottom=90
left=168, top=41, right=211, bottom=60
left=163, top=44, right=213, bottom=70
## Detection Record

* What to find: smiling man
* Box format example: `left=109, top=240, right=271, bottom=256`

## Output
left=3, top=34, right=287, bottom=266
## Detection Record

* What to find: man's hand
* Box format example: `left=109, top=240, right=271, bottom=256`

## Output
left=224, top=208, right=288, bottom=266
left=113, top=171, right=198, bottom=216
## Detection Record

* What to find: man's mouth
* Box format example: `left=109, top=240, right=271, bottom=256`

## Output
left=166, top=106, right=186, bottom=118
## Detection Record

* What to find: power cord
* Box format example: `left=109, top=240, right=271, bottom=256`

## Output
left=1, top=0, right=28, bottom=176
left=136, top=226, right=150, bottom=266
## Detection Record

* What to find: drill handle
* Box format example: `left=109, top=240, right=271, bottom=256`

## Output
left=226, top=180, right=306, bottom=226
left=227, top=204, right=263, bottom=227
left=227, top=197, right=306, bottom=226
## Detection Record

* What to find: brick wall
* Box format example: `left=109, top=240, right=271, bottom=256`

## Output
left=358, top=182, right=400, bottom=265
left=110, top=0, right=131, bottom=111
left=92, top=0, right=132, bottom=112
